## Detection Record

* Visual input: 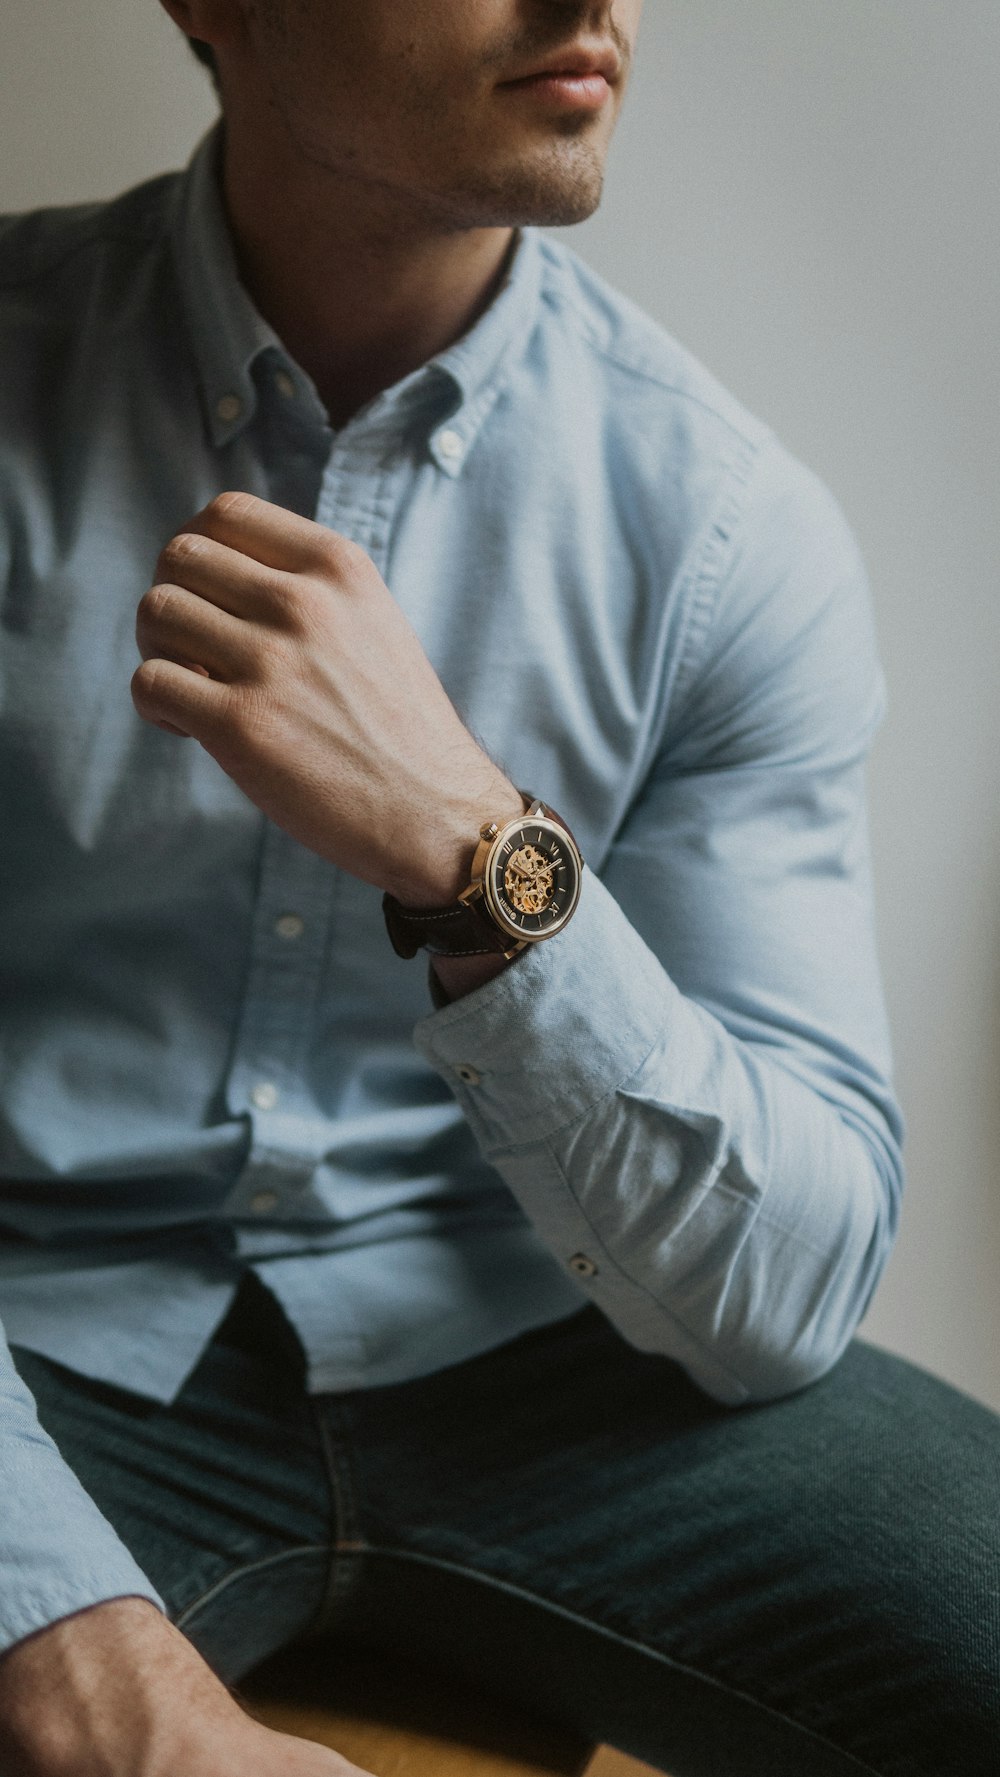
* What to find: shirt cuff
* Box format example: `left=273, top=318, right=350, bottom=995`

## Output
left=413, top=867, right=676, bottom=1153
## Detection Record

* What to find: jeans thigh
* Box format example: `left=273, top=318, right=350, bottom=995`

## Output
left=316, top=1306, right=1000, bottom=1777
left=10, top=1300, right=335, bottom=1683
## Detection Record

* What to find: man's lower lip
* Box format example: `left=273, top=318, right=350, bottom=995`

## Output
left=500, top=73, right=611, bottom=110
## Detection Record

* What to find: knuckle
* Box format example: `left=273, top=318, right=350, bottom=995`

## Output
left=208, top=489, right=257, bottom=527
left=161, top=531, right=206, bottom=575
left=131, top=656, right=167, bottom=704
left=137, top=582, right=174, bottom=627
left=338, top=536, right=368, bottom=576
left=342, top=534, right=367, bottom=564
left=313, top=529, right=361, bottom=578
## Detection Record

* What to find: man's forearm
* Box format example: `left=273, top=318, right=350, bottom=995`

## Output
left=0, top=1597, right=370, bottom=1776
left=0, top=1599, right=177, bottom=1777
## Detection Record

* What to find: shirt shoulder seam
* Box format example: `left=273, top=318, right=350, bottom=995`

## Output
left=534, top=240, right=767, bottom=449
left=529, top=242, right=772, bottom=717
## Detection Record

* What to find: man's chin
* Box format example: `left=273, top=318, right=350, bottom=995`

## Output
left=438, top=144, right=607, bottom=230
left=518, top=183, right=605, bottom=228
left=269, top=105, right=610, bottom=232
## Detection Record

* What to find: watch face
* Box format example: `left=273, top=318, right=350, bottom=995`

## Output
left=483, top=815, right=582, bottom=943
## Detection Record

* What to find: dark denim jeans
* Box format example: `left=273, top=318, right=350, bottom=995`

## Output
left=12, top=1272, right=1000, bottom=1777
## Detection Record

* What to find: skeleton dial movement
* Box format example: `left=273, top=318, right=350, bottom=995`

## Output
left=477, top=813, right=582, bottom=943
left=504, top=844, right=554, bottom=914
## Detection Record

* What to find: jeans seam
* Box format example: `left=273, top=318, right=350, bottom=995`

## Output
left=174, top=1543, right=332, bottom=1634
left=359, top=1542, right=886, bottom=1777
left=308, top=1396, right=368, bottom=1639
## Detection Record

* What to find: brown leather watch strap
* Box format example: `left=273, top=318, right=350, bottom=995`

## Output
left=382, top=894, right=515, bottom=960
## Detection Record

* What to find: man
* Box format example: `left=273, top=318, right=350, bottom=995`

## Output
left=0, top=1, right=996, bottom=1773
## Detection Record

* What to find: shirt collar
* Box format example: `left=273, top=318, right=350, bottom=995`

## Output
left=420, top=222, right=545, bottom=475
left=170, top=124, right=545, bottom=466
left=171, top=124, right=310, bottom=448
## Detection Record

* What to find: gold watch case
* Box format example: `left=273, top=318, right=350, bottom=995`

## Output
left=458, top=800, right=583, bottom=948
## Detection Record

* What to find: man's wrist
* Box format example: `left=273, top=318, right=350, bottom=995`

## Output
left=385, top=776, right=523, bottom=908
left=386, top=785, right=583, bottom=977
left=0, top=1597, right=234, bottom=1777
left=429, top=949, right=515, bottom=1004
left=0, top=1598, right=160, bottom=1776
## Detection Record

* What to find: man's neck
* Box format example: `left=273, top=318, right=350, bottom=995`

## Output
left=221, top=121, right=516, bottom=430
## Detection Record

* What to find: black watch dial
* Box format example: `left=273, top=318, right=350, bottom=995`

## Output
left=483, top=814, right=582, bottom=943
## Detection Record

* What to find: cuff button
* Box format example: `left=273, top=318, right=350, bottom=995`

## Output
left=568, top=1253, right=599, bottom=1278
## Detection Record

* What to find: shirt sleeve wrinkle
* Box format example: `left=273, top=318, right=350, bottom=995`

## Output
left=533, top=1136, right=754, bottom=1406
left=415, top=436, right=903, bottom=1407
left=664, top=445, right=886, bottom=775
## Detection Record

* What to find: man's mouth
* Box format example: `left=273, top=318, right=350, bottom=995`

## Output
left=498, top=41, right=622, bottom=110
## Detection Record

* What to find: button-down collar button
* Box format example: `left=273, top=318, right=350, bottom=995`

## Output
left=249, top=1190, right=280, bottom=1216
left=568, top=1252, right=599, bottom=1278
left=250, top=1081, right=280, bottom=1111
left=274, top=371, right=296, bottom=400
left=216, top=393, right=243, bottom=423
left=437, top=428, right=464, bottom=464
left=454, top=1063, right=481, bottom=1086
left=274, top=912, right=305, bottom=940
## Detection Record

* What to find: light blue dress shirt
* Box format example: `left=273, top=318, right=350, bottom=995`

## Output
left=0, top=128, right=903, bottom=1651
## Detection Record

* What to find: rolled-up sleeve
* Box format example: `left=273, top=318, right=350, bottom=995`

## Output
left=415, top=442, right=903, bottom=1406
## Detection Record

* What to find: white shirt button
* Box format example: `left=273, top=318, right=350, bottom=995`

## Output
left=274, top=912, right=305, bottom=940
left=250, top=1081, right=279, bottom=1111
left=568, top=1252, right=599, bottom=1279
left=437, top=429, right=464, bottom=463
left=454, top=1063, right=481, bottom=1086
left=274, top=371, right=296, bottom=400
left=249, top=1190, right=280, bottom=1216
left=215, top=393, right=243, bottom=423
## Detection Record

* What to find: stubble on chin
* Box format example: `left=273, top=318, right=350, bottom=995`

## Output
left=244, top=13, right=613, bottom=236
left=428, top=135, right=609, bottom=232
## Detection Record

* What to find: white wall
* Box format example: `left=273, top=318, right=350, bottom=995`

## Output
left=572, top=2, right=1000, bottom=1413
left=3, top=2, right=998, bottom=1409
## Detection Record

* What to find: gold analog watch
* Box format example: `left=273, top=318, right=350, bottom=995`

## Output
left=382, top=794, right=583, bottom=961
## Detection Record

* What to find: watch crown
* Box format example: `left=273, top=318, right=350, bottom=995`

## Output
left=480, top=821, right=500, bottom=841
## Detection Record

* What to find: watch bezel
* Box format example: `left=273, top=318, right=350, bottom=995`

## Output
left=477, top=812, right=582, bottom=945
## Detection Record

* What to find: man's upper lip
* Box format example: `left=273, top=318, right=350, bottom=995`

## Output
left=502, top=44, right=621, bottom=86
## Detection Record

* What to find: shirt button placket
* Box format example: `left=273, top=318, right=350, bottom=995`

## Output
left=226, top=421, right=405, bottom=1225
left=223, top=826, right=333, bottom=1218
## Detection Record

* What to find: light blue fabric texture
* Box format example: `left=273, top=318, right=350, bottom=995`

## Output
left=0, top=127, right=903, bottom=1651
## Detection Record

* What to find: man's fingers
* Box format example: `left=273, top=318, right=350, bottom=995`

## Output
left=136, top=580, right=266, bottom=673
left=182, top=490, right=353, bottom=577
left=153, top=534, right=292, bottom=622
left=131, top=655, right=230, bottom=738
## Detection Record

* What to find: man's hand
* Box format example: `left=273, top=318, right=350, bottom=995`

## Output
left=132, top=493, right=522, bottom=907
left=0, top=1598, right=373, bottom=1777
